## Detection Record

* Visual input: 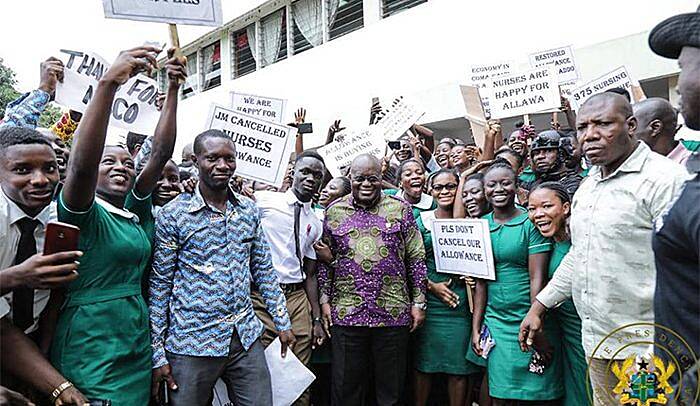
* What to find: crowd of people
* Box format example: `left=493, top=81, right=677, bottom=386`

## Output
left=0, top=7, right=699, bottom=406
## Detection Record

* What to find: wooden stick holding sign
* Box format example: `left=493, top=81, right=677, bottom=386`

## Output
left=168, top=24, right=185, bottom=84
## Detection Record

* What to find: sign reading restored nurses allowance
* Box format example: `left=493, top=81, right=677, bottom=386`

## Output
left=430, top=218, right=496, bottom=280
left=102, top=0, right=223, bottom=26
left=569, top=66, right=633, bottom=111
left=204, top=104, right=297, bottom=187
left=317, top=127, right=385, bottom=177
left=529, top=45, right=579, bottom=84
left=55, top=49, right=160, bottom=135
left=231, top=92, right=286, bottom=124
left=466, top=61, right=513, bottom=118
left=486, top=66, right=561, bottom=119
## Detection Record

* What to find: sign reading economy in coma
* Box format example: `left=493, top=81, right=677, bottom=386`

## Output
left=55, top=49, right=161, bottom=135
left=466, top=61, right=513, bottom=118
left=486, top=66, right=561, bottom=119
left=430, top=218, right=496, bottom=280
left=102, top=0, right=223, bottom=26
left=205, top=104, right=297, bottom=188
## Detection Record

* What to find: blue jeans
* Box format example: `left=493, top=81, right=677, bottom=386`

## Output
left=166, top=332, right=272, bottom=406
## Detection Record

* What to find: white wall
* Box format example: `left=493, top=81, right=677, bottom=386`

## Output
left=170, top=0, right=697, bottom=157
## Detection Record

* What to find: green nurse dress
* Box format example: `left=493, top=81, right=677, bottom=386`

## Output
left=550, top=240, right=590, bottom=406
left=50, top=191, right=153, bottom=404
left=414, top=210, right=480, bottom=376
left=483, top=209, right=563, bottom=400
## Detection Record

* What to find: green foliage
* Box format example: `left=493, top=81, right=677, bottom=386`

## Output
left=0, top=58, right=21, bottom=119
left=38, top=103, right=63, bottom=128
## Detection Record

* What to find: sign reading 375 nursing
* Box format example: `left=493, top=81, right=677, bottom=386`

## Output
left=102, top=0, right=223, bottom=26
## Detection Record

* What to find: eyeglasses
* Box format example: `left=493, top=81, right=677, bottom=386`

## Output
left=352, top=176, right=381, bottom=184
left=432, top=183, right=458, bottom=192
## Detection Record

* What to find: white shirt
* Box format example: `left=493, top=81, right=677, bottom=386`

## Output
left=256, top=190, right=322, bottom=284
left=0, top=190, right=54, bottom=333
left=536, top=143, right=691, bottom=359
left=395, top=190, right=434, bottom=211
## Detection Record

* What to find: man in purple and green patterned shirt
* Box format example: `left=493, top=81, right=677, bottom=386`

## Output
left=318, top=153, right=427, bottom=406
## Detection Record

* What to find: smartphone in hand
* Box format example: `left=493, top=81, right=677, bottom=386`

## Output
left=44, top=222, right=80, bottom=256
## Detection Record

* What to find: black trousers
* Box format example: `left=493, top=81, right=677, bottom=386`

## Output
left=330, top=325, right=409, bottom=406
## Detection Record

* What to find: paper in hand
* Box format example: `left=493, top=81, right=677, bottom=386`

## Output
left=264, top=338, right=316, bottom=406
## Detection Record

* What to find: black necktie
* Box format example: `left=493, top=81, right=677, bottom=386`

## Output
left=293, top=202, right=304, bottom=270
left=12, top=217, right=40, bottom=331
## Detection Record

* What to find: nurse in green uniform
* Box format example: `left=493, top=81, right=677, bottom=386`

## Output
left=471, top=163, right=563, bottom=404
left=527, top=181, right=589, bottom=406
left=414, top=169, right=480, bottom=406
left=44, top=47, right=186, bottom=404
left=384, top=158, right=436, bottom=220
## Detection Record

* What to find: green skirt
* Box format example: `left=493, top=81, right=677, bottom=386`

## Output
left=556, top=299, right=590, bottom=406
left=414, top=280, right=480, bottom=376
left=50, top=292, right=151, bottom=404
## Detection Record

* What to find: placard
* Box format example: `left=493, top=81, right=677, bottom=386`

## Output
left=529, top=45, right=580, bottom=84
left=486, top=66, right=561, bottom=119
left=204, top=104, right=297, bottom=188
left=231, top=92, right=287, bottom=124
left=317, top=127, right=385, bottom=177
left=459, top=85, right=487, bottom=148
left=102, top=0, right=223, bottom=27
left=55, top=49, right=160, bottom=135
left=374, top=97, right=425, bottom=141
left=569, top=66, right=633, bottom=111
left=466, top=61, right=513, bottom=118
left=430, top=218, right=496, bottom=280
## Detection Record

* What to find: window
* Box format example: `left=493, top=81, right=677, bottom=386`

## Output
left=329, top=0, right=363, bottom=41
left=232, top=26, right=256, bottom=78
left=259, top=9, right=287, bottom=67
left=382, top=0, right=427, bottom=18
left=291, top=0, right=322, bottom=55
left=182, top=52, right=198, bottom=99
left=201, top=41, right=221, bottom=91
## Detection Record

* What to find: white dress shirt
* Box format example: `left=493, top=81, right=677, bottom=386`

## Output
left=256, top=190, right=322, bottom=284
left=536, top=142, right=690, bottom=359
left=0, top=190, right=54, bottom=333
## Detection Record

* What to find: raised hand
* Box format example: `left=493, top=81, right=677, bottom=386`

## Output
left=39, top=57, right=65, bottom=96
left=294, top=108, right=306, bottom=125
left=102, top=46, right=161, bottom=85
left=164, top=48, right=187, bottom=87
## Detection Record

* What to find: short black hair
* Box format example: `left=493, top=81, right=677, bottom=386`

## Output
left=495, top=148, right=524, bottom=168
left=0, top=127, right=52, bottom=156
left=427, top=168, right=459, bottom=188
left=464, top=172, right=485, bottom=185
left=295, top=150, right=325, bottom=167
left=397, top=158, right=425, bottom=179
left=604, top=87, right=631, bottom=102
left=484, top=161, right=517, bottom=183
left=193, top=129, right=232, bottom=155
left=126, top=132, right=147, bottom=155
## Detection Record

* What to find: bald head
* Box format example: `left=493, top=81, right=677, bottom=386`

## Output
left=350, top=154, right=382, bottom=208
left=633, top=98, right=678, bottom=143
left=580, top=92, right=633, bottom=119
left=350, top=153, right=382, bottom=175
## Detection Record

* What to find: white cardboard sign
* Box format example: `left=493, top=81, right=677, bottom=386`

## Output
left=430, top=218, right=496, bottom=280
left=230, top=92, right=287, bottom=124
left=55, top=49, right=160, bottom=135
left=204, top=104, right=297, bottom=187
left=486, top=66, right=561, bottom=119
left=466, top=61, right=514, bottom=119
left=374, top=97, right=425, bottom=141
left=102, top=0, right=223, bottom=27
left=529, top=45, right=580, bottom=84
left=569, top=66, right=633, bottom=111
left=317, top=127, right=385, bottom=177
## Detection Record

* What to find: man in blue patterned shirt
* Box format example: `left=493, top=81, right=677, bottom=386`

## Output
left=149, top=129, right=295, bottom=406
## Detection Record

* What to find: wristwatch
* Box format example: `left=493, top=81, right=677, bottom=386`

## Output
left=313, top=317, right=323, bottom=324
left=412, top=302, right=427, bottom=311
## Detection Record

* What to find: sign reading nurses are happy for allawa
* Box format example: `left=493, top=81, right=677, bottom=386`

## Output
left=102, top=0, right=223, bottom=27
left=204, top=104, right=297, bottom=188
left=485, top=66, right=561, bottom=119
left=55, top=49, right=161, bottom=135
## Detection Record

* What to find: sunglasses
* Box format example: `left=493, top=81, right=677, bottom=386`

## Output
left=432, top=183, right=459, bottom=192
